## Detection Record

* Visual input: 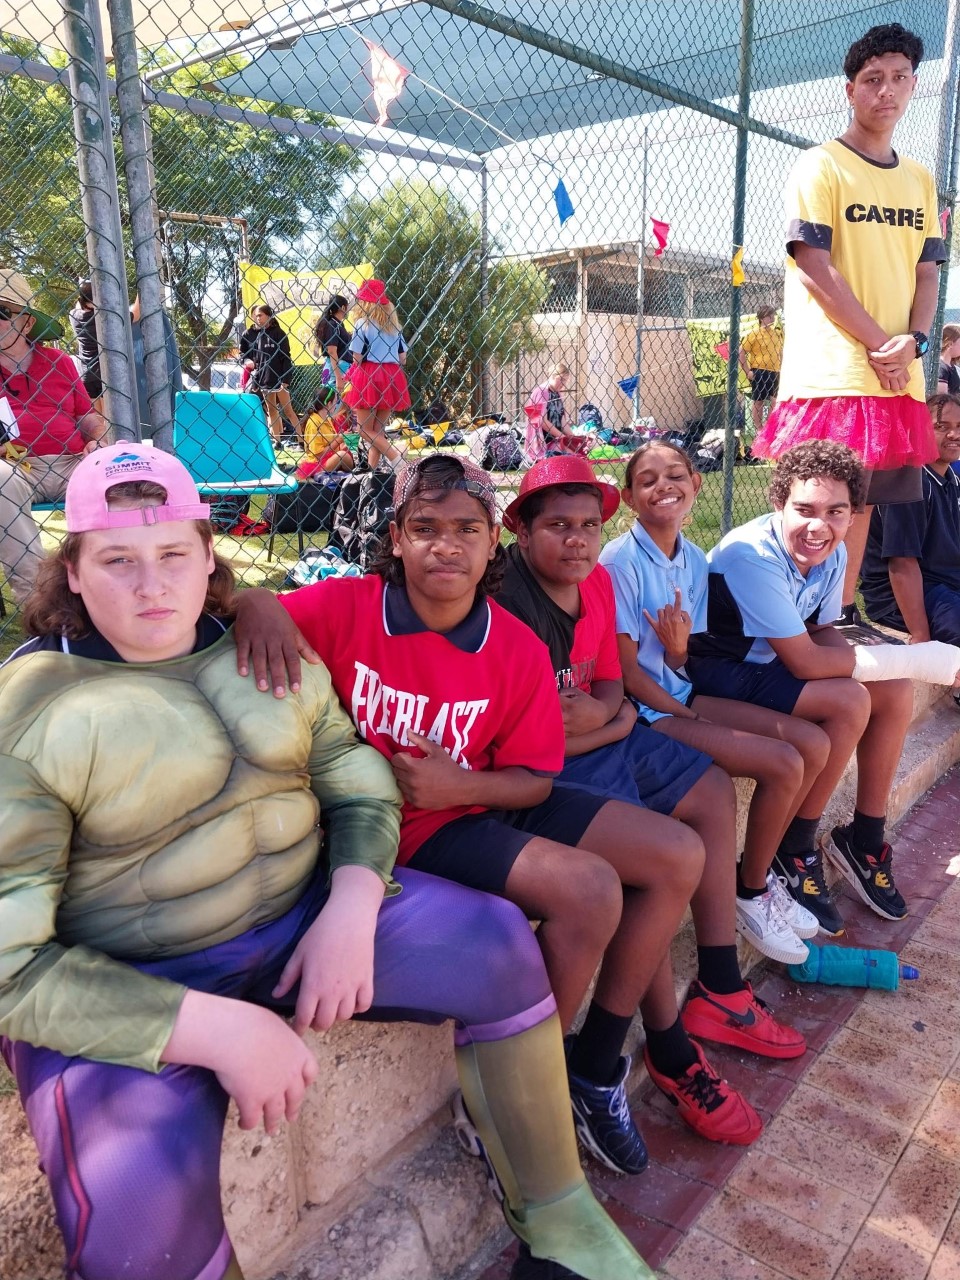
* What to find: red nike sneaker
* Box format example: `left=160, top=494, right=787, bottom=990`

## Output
left=680, top=980, right=806, bottom=1059
left=643, top=1040, right=763, bottom=1145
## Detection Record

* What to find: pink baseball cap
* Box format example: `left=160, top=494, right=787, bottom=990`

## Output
left=65, top=442, right=210, bottom=532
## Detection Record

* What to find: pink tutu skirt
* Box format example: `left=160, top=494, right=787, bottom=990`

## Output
left=753, top=395, right=937, bottom=470
left=342, top=362, right=411, bottom=412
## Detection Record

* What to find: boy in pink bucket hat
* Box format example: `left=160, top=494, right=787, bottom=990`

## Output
left=496, top=454, right=804, bottom=1163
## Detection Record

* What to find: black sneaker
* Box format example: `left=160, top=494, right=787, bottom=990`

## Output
left=566, top=1047, right=648, bottom=1175
left=835, top=603, right=899, bottom=646
left=838, top=602, right=862, bottom=626
left=510, top=1244, right=581, bottom=1278
left=822, top=826, right=907, bottom=921
left=771, top=847, right=845, bottom=937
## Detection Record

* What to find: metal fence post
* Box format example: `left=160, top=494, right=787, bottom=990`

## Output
left=929, top=0, right=960, bottom=387
left=108, top=0, right=171, bottom=441
left=721, top=0, right=755, bottom=535
left=59, top=0, right=138, bottom=439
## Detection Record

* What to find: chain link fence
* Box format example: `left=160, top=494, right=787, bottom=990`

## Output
left=0, top=0, right=957, bottom=638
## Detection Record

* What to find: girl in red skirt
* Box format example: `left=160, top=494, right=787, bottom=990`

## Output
left=342, top=279, right=410, bottom=468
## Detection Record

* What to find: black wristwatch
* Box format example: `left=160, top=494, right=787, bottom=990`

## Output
left=913, top=331, right=930, bottom=358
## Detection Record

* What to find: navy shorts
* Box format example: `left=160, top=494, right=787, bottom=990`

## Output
left=407, top=785, right=608, bottom=895
left=751, top=369, right=779, bottom=402
left=687, top=654, right=807, bottom=715
left=559, top=719, right=712, bottom=815
left=925, top=583, right=960, bottom=647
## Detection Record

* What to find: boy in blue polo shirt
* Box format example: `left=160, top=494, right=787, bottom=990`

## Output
left=862, top=394, right=960, bottom=644
left=688, top=441, right=942, bottom=934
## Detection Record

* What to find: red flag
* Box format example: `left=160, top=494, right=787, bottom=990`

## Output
left=363, top=39, right=409, bottom=127
left=650, top=217, right=670, bottom=257
left=941, top=207, right=952, bottom=239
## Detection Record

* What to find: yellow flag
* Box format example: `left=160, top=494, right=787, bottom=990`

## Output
left=731, top=246, right=745, bottom=287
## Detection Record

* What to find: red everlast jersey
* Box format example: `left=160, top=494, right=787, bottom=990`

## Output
left=282, top=574, right=564, bottom=862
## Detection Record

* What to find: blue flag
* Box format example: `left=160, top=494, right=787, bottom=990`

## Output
left=618, top=376, right=639, bottom=400
left=554, top=179, right=575, bottom=226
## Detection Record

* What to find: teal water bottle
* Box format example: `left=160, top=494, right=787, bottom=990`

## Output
left=787, top=945, right=920, bottom=991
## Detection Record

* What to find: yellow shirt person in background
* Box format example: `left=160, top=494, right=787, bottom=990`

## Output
left=738, top=306, right=784, bottom=433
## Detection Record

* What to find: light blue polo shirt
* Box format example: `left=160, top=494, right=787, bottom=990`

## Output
left=704, top=512, right=846, bottom=664
left=600, top=522, right=707, bottom=723
left=350, top=319, right=407, bottom=364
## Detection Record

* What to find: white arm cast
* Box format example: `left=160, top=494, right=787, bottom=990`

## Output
left=852, top=641, right=960, bottom=685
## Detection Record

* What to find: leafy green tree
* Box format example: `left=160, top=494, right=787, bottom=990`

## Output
left=0, top=38, right=87, bottom=319
left=329, top=179, right=548, bottom=416
left=150, top=56, right=358, bottom=380
left=0, top=38, right=359, bottom=381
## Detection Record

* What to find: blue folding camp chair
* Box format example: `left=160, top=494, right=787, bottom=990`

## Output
left=173, top=390, right=300, bottom=560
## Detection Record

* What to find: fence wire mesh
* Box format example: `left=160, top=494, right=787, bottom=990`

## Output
left=0, top=0, right=957, bottom=638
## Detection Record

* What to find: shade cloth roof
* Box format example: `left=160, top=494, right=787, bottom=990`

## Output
left=218, top=0, right=948, bottom=156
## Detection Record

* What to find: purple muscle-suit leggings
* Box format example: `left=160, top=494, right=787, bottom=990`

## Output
left=2, top=868, right=555, bottom=1280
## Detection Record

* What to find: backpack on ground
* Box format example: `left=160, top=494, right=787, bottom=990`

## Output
left=578, top=402, right=604, bottom=431
left=327, top=468, right=397, bottom=570
left=482, top=426, right=523, bottom=471
left=206, top=494, right=251, bottom=532
left=262, top=475, right=345, bottom=534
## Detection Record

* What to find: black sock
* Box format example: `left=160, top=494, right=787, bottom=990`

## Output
left=697, top=944, right=745, bottom=996
left=567, top=1002, right=634, bottom=1087
left=777, top=815, right=820, bottom=861
left=736, top=865, right=766, bottom=899
left=851, top=810, right=885, bottom=856
left=643, top=1016, right=698, bottom=1079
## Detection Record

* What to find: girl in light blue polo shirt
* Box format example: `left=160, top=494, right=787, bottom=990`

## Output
left=600, top=442, right=829, bottom=960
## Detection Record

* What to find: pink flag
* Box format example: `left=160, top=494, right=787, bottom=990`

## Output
left=651, top=217, right=670, bottom=257
left=363, top=39, right=409, bottom=126
left=941, top=207, right=951, bottom=239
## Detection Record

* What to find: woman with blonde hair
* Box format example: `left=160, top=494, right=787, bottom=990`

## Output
left=937, top=324, right=960, bottom=396
left=524, top=362, right=591, bottom=462
left=341, top=279, right=409, bottom=468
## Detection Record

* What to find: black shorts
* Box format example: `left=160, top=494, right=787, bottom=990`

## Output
left=407, top=785, right=608, bottom=895
left=863, top=465, right=923, bottom=507
left=751, top=369, right=779, bottom=402
left=687, top=654, right=807, bottom=714
left=558, top=720, right=712, bottom=816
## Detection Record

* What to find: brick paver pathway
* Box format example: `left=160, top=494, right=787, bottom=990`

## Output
left=478, top=768, right=960, bottom=1280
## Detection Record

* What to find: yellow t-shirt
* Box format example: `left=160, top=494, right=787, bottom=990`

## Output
left=303, top=411, right=341, bottom=458
left=740, top=325, right=784, bottom=372
left=778, top=139, right=944, bottom=403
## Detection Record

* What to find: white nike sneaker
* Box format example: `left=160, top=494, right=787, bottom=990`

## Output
left=736, top=886, right=810, bottom=965
left=766, top=871, right=820, bottom=940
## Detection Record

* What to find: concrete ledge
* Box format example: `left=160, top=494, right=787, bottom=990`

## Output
left=3, top=685, right=959, bottom=1280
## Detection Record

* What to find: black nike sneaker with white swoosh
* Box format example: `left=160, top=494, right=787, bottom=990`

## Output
left=822, top=826, right=907, bottom=921
left=771, top=847, right=845, bottom=936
